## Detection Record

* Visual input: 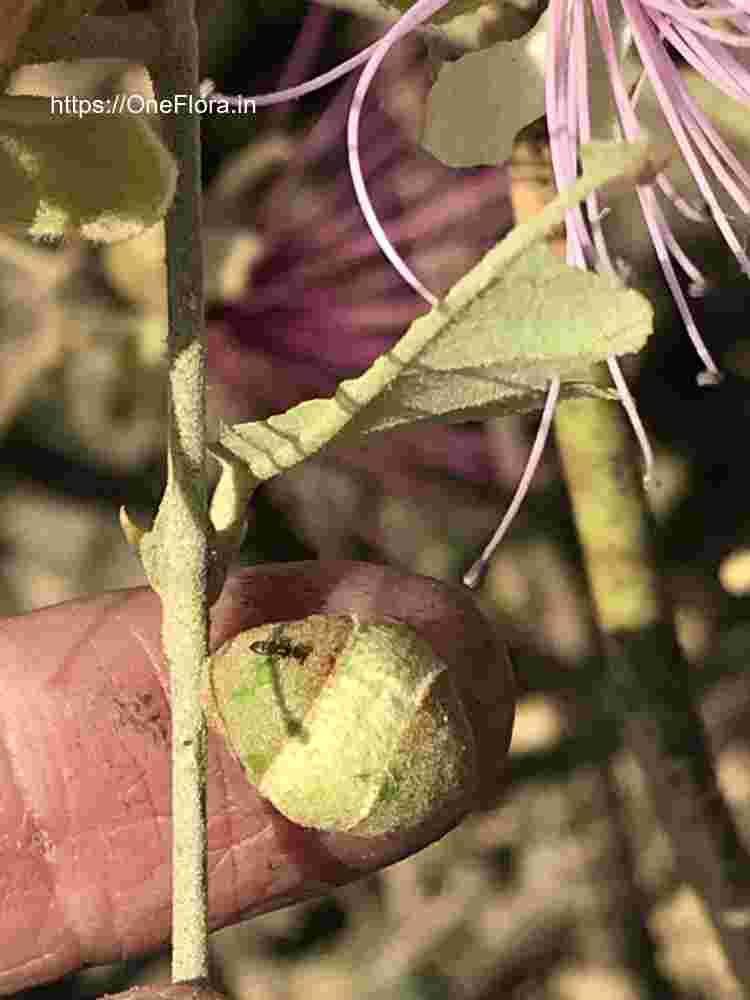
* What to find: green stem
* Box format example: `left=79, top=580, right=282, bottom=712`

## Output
left=151, top=0, right=209, bottom=982
left=555, top=377, right=750, bottom=989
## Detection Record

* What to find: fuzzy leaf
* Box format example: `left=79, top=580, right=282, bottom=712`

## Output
left=421, top=9, right=548, bottom=168
left=421, top=3, right=637, bottom=167
left=0, top=95, right=176, bottom=242
left=219, top=140, right=657, bottom=485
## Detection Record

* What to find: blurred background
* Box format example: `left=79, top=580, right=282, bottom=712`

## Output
left=7, top=1, right=750, bottom=997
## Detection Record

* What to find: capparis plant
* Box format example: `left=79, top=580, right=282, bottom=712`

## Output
left=4, top=0, right=750, bottom=995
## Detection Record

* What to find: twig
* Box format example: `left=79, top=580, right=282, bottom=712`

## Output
left=150, top=0, right=210, bottom=982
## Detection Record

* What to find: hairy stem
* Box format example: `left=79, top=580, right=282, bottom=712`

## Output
left=151, top=0, right=209, bottom=982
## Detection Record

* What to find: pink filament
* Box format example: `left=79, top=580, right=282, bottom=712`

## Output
left=463, top=379, right=561, bottom=588
left=214, top=0, right=747, bottom=579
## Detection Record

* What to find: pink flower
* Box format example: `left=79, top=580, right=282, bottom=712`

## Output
left=545, top=0, right=750, bottom=384
left=212, top=0, right=748, bottom=578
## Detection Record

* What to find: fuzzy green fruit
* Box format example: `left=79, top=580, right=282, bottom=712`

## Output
left=205, top=614, right=477, bottom=836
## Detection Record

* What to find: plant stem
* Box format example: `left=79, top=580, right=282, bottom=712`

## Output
left=511, top=116, right=750, bottom=990
left=151, top=0, right=209, bottom=982
left=554, top=388, right=750, bottom=988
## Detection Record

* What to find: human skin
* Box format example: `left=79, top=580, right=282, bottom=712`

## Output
left=0, top=560, right=515, bottom=994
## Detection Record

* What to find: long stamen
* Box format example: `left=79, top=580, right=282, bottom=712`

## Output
left=347, top=0, right=456, bottom=307
left=641, top=0, right=750, bottom=19
left=547, top=0, right=592, bottom=268
left=662, top=24, right=750, bottom=103
left=547, top=0, right=657, bottom=486
left=273, top=5, right=333, bottom=101
left=210, top=0, right=594, bottom=577
left=343, top=0, right=568, bottom=582
left=607, top=356, right=655, bottom=484
left=463, top=378, right=561, bottom=588
left=204, top=42, right=381, bottom=107
left=655, top=173, right=711, bottom=223
left=624, top=0, right=750, bottom=248
left=590, top=0, right=723, bottom=380
left=206, top=2, right=455, bottom=304
left=640, top=0, right=750, bottom=43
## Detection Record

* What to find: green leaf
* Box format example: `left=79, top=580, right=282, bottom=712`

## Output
left=218, top=140, right=657, bottom=487
left=421, top=4, right=637, bottom=167
left=0, top=95, right=176, bottom=242
left=421, top=9, right=548, bottom=168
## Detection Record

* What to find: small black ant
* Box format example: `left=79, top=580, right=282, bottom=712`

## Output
left=250, top=626, right=312, bottom=664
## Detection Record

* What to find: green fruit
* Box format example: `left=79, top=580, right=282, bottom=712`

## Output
left=205, top=614, right=477, bottom=836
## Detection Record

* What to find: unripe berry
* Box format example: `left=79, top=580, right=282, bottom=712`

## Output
left=205, top=614, right=478, bottom=836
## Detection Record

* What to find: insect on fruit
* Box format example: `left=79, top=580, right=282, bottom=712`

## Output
left=250, top=625, right=312, bottom=663
left=204, top=613, right=478, bottom=837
